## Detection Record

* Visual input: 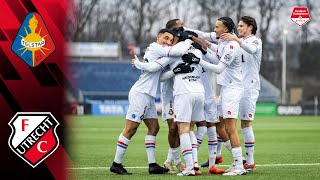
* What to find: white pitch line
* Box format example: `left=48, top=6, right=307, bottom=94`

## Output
left=67, top=163, right=320, bottom=170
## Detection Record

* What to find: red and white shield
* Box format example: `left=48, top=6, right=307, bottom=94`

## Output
left=290, top=7, right=311, bottom=26
left=8, top=112, right=60, bottom=168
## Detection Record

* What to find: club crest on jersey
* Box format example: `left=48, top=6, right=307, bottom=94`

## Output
left=140, top=106, right=147, bottom=120
left=227, top=111, right=232, bottom=117
left=8, top=112, right=60, bottom=168
left=11, top=13, right=55, bottom=67
left=169, top=100, right=174, bottom=115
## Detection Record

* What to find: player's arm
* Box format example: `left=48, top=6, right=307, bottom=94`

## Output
left=240, top=40, right=260, bottom=54
left=160, top=39, right=193, bottom=57
left=160, top=69, right=175, bottom=82
left=132, top=56, right=172, bottom=72
left=160, top=63, right=194, bottom=81
left=182, top=52, right=225, bottom=73
left=184, top=27, right=217, bottom=43
left=203, top=50, right=219, bottom=64
left=199, top=60, right=226, bottom=74
left=220, top=33, right=259, bottom=54
left=207, top=41, right=218, bottom=52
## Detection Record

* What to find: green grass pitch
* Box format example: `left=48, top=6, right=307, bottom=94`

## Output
left=67, top=115, right=320, bottom=179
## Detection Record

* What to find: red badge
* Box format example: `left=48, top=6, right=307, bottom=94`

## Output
left=229, top=45, right=233, bottom=49
left=290, top=7, right=311, bottom=26
left=8, top=112, right=60, bottom=168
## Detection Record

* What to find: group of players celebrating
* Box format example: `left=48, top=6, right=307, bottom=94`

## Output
left=110, top=15, right=262, bottom=176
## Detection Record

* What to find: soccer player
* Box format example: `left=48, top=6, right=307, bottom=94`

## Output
left=220, top=16, right=262, bottom=171
left=182, top=17, right=247, bottom=176
left=168, top=19, right=225, bottom=175
left=161, top=19, right=187, bottom=174
left=160, top=45, right=205, bottom=176
left=110, top=28, right=192, bottom=175
left=185, top=25, right=230, bottom=168
left=198, top=49, right=225, bottom=175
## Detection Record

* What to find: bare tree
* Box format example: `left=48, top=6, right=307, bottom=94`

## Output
left=258, top=0, right=284, bottom=46
left=257, top=0, right=284, bottom=88
left=125, top=0, right=170, bottom=45
left=71, top=0, right=100, bottom=41
left=235, top=0, right=244, bottom=22
left=195, top=0, right=220, bottom=31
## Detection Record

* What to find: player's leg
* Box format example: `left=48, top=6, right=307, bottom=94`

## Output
left=221, top=87, right=246, bottom=176
left=110, top=91, right=146, bottom=175
left=175, top=94, right=195, bottom=176
left=207, top=122, right=225, bottom=174
left=189, top=93, right=206, bottom=175
left=204, top=97, right=224, bottom=174
left=164, top=118, right=183, bottom=173
left=195, top=121, right=207, bottom=150
left=162, top=97, right=184, bottom=173
left=189, top=122, right=201, bottom=175
left=240, top=89, right=259, bottom=171
left=144, top=100, right=169, bottom=174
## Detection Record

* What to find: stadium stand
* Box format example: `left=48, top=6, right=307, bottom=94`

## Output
left=69, top=60, right=140, bottom=101
left=69, top=61, right=280, bottom=103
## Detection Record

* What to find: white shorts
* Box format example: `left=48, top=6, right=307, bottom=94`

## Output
left=126, top=90, right=158, bottom=123
left=174, top=93, right=205, bottom=123
left=161, top=92, right=174, bottom=121
left=204, top=97, right=219, bottom=123
left=240, top=89, right=259, bottom=121
left=217, top=87, right=243, bottom=119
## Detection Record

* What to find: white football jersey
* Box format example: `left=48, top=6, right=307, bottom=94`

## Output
left=240, top=35, right=262, bottom=90
left=130, top=43, right=176, bottom=97
left=201, top=68, right=215, bottom=99
left=160, top=66, right=174, bottom=98
left=216, top=40, right=243, bottom=89
left=170, top=47, right=204, bottom=96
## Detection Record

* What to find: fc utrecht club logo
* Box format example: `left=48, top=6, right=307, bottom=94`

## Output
left=11, top=13, right=55, bottom=67
left=8, top=112, right=60, bottom=168
left=290, top=7, right=311, bottom=26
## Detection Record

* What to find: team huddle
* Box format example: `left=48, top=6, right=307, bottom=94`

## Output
left=110, top=16, right=262, bottom=176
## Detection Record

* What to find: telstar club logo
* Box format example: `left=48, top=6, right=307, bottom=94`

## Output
left=8, top=112, right=60, bottom=168
left=11, top=13, right=55, bottom=67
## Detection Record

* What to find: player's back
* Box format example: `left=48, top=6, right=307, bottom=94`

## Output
left=170, top=48, right=204, bottom=96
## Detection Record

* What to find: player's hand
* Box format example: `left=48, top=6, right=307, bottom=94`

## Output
left=220, top=33, right=237, bottom=41
left=182, top=53, right=200, bottom=64
left=178, top=31, right=196, bottom=42
left=192, top=42, right=207, bottom=55
left=173, top=63, right=194, bottom=74
left=131, top=55, right=139, bottom=67
left=172, top=27, right=184, bottom=37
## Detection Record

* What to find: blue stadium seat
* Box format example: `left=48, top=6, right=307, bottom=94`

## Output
left=69, top=61, right=140, bottom=99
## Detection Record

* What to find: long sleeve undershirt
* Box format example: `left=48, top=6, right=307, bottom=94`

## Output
left=199, top=60, right=226, bottom=74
